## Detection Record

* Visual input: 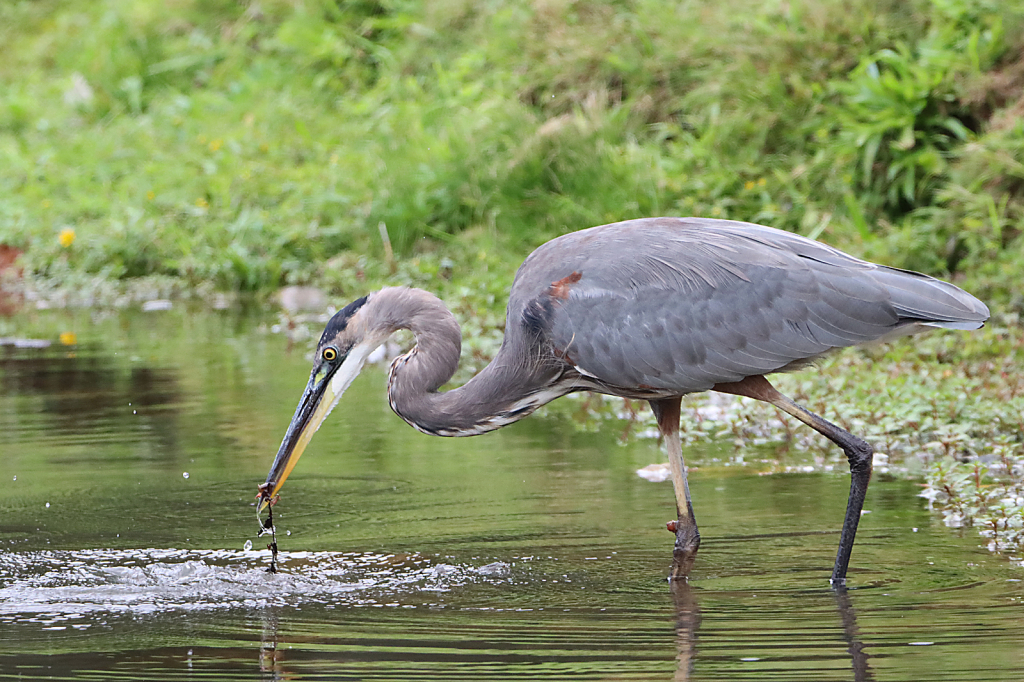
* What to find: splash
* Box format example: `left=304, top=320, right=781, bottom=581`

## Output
left=0, top=548, right=513, bottom=629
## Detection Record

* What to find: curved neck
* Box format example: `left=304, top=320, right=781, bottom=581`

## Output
left=370, top=287, right=561, bottom=436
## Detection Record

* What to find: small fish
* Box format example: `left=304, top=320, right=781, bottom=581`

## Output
left=255, top=484, right=280, bottom=573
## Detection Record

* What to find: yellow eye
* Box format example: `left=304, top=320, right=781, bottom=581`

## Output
left=322, top=347, right=338, bottom=362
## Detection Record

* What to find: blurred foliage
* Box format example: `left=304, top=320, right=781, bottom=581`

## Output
left=0, top=0, right=1022, bottom=301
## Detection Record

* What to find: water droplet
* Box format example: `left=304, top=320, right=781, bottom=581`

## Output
left=243, top=540, right=253, bottom=551
left=133, top=410, right=137, bottom=414
left=286, top=530, right=291, bottom=536
left=182, top=472, right=190, bottom=479
left=477, top=561, right=510, bottom=577
left=45, top=502, right=50, bottom=508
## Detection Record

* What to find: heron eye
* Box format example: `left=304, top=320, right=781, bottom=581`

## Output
left=322, top=347, right=338, bottom=362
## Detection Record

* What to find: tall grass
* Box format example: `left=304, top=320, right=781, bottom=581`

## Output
left=1, top=0, right=1023, bottom=298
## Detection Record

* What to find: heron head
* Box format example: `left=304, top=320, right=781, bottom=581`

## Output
left=260, top=294, right=383, bottom=508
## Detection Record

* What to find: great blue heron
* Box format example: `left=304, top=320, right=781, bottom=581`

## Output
left=258, top=217, right=989, bottom=585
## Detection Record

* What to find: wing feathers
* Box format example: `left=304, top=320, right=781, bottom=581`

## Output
left=513, top=218, right=989, bottom=394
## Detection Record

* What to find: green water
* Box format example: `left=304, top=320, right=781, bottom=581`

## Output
left=1, top=308, right=1022, bottom=680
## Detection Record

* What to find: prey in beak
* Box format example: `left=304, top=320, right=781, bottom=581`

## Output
left=258, top=295, right=380, bottom=511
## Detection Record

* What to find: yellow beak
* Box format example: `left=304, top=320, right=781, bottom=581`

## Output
left=259, top=340, right=377, bottom=509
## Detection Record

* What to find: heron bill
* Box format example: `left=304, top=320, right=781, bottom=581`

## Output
left=259, top=341, right=377, bottom=509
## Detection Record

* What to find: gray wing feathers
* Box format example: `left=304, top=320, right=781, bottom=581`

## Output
left=869, top=266, right=989, bottom=327
left=513, top=218, right=989, bottom=394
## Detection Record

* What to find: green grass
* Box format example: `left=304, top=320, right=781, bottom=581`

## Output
left=2, top=0, right=1024, bottom=300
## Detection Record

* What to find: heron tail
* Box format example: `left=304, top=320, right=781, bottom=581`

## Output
left=873, top=266, right=990, bottom=330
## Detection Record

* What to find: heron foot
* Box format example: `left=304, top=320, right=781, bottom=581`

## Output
left=669, top=520, right=701, bottom=581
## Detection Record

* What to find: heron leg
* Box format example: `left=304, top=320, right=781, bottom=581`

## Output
left=650, top=397, right=701, bottom=580
left=714, top=376, right=873, bottom=586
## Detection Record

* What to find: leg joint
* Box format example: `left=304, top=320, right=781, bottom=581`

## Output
left=845, top=437, right=873, bottom=473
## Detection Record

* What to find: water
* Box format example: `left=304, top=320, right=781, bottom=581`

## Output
left=1, top=308, right=1023, bottom=680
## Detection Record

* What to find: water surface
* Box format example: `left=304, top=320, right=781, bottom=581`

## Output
left=1, top=308, right=1022, bottom=680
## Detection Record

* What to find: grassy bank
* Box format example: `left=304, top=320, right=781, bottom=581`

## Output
left=2, top=0, right=1024, bottom=300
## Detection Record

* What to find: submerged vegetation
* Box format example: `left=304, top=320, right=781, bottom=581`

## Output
left=2, top=0, right=1024, bottom=558
left=924, top=454, right=1024, bottom=561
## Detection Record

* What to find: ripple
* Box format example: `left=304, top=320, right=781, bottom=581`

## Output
left=0, top=548, right=514, bottom=625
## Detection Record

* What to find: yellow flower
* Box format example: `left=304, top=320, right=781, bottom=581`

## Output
left=758, top=177, right=767, bottom=187
left=58, top=228, right=75, bottom=248
left=146, top=190, right=155, bottom=201
left=744, top=180, right=755, bottom=191
left=259, top=142, right=269, bottom=153
left=59, top=332, right=77, bottom=346
left=209, top=139, right=222, bottom=152
left=195, top=198, right=209, bottom=209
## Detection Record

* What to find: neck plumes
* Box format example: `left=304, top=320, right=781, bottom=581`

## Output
left=367, top=287, right=560, bottom=437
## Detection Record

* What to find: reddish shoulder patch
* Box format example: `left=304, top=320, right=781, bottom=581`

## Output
left=548, top=271, right=582, bottom=300
left=553, top=346, right=576, bottom=366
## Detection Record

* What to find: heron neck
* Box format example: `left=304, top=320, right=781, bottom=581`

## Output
left=374, top=288, right=558, bottom=436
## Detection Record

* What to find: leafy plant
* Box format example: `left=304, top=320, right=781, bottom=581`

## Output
left=923, top=451, right=1024, bottom=556
left=833, top=45, right=973, bottom=215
